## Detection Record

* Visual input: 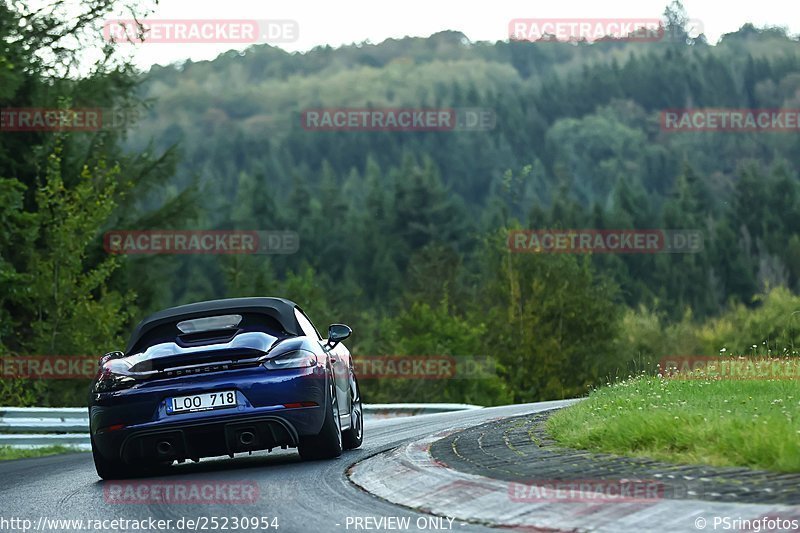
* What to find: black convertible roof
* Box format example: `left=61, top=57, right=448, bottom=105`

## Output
left=125, top=297, right=302, bottom=353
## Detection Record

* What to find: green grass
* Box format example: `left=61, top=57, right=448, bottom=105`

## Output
left=547, top=375, right=800, bottom=472
left=0, top=445, right=84, bottom=461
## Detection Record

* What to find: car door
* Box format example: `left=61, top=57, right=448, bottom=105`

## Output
left=328, top=341, right=352, bottom=421
left=294, top=308, right=350, bottom=419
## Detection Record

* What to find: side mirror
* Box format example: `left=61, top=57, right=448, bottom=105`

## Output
left=99, top=350, right=124, bottom=367
left=327, top=324, right=352, bottom=348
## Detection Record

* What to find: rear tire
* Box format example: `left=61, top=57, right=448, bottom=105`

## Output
left=298, top=371, right=342, bottom=460
left=91, top=436, right=134, bottom=480
left=342, top=372, right=363, bottom=450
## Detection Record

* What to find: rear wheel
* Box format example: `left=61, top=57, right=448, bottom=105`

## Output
left=91, top=435, right=134, bottom=480
left=342, top=372, right=363, bottom=450
left=298, top=371, right=342, bottom=460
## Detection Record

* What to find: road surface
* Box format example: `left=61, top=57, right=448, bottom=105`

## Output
left=0, top=400, right=574, bottom=533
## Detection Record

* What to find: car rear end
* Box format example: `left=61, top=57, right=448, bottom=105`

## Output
left=89, top=312, right=331, bottom=471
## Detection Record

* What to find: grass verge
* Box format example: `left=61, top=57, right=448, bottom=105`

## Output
left=0, top=445, right=83, bottom=461
left=547, top=375, right=800, bottom=472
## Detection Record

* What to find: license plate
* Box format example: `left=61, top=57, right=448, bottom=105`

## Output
left=167, top=390, right=237, bottom=414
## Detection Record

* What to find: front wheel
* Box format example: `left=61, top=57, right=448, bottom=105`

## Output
left=298, top=371, right=343, bottom=460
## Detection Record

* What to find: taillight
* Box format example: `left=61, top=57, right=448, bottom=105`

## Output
left=94, top=360, right=136, bottom=393
left=262, top=350, right=318, bottom=370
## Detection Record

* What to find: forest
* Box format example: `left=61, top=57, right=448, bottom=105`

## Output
left=1, top=0, right=799, bottom=407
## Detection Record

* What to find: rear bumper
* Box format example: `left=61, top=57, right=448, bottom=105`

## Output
left=120, top=412, right=311, bottom=463
left=93, top=406, right=325, bottom=464
left=89, top=364, right=329, bottom=464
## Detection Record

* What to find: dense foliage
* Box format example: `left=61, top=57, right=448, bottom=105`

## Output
left=1, top=1, right=799, bottom=406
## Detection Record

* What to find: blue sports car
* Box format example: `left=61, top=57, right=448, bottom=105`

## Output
left=88, top=297, right=363, bottom=479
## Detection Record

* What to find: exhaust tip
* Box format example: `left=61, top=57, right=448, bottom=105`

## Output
left=156, top=441, right=173, bottom=455
left=239, top=431, right=256, bottom=446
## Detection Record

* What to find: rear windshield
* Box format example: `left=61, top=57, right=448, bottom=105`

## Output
left=128, top=312, right=289, bottom=355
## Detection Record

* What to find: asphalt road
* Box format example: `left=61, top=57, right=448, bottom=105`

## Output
left=0, top=400, right=574, bottom=533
